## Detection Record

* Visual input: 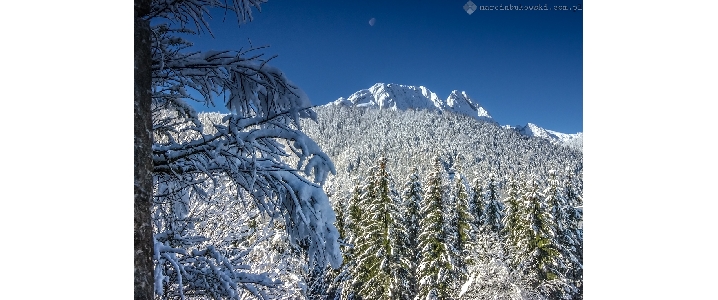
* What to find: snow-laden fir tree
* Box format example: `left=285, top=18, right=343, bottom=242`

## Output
left=460, top=224, right=518, bottom=300
left=501, top=175, right=525, bottom=271
left=140, top=1, right=344, bottom=298
left=333, top=194, right=348, bottom=244
left=541, top=170, right=578, bottom=299
left=399, top=167, right=423, bottom=300
left=483, top=174, right=505, bottom=233
left=415, top=156, right=452, bottom=300
left=449, top=166, right=473, bottom=297
left=325, top=195, right=349, bottom=300
left=351, top=157, right=405, bottom=300
left=152, top=170, right=310, bottom=299
left=561, top=170, right=583, bottom=299
left=340, top=182, right=365, bottom=300
left=461, top=175, right=520, bottom=300
left=469, top=178, right=486, bottom=232
left=521, top=177, right=560, bottom=289
left=443, top=166, right=460, bottom=297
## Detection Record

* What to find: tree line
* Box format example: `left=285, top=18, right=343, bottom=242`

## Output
left=321, top=155, right=583, bottom=300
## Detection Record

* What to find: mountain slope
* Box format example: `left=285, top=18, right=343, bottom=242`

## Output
left=329, top=83, right=581, bottom=150
left=300, top=105, right=583, bottom=198
left=507, top=123, right=583, bottom=151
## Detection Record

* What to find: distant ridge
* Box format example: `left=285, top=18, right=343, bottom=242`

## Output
left=328, top=83, right=582, bottom=151
left=328, top=83, right=494, bottom=123
left=506, top=123, right=583, bottom=151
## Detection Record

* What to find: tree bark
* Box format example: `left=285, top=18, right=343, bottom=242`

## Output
left=135, top=0, right=153, bottom=299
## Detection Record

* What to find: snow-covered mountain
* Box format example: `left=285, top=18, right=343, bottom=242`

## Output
left=300, top=105, right=583, bottom=197
left=328, top=83, right=582, bottom=150
left=329, top=83, right=494, bottom=123
left=505, top=123, right=583, bottom=151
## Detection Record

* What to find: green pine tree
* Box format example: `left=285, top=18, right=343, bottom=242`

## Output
left=543, top=169, right=577, bottom=299
left=399, top=167, right=423, bottom=300
left=522, top=177, right=560, bottom=287
left=470, top=178, right=485, bottom=231
left=501, top=175, right=524, bottom=270
left=341, top=182, right=365, bottom=300
left=562, top=170, right=583, bottom=299
left=352, top=157, right=404, bottom=300
left=415, top=157, right=452, bottom=300
left=451, top=169, right=473, bottom=296
left=483, top=174, right=504, bottom=233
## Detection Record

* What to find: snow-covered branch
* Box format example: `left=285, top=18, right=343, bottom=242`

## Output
left=147, top=1, right=342, bottom=298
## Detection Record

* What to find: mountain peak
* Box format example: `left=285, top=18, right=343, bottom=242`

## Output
left=446, top=90, right=492, bottom=121
left=514, top=123, right=583, bottom=151
left=329, top=83, right=493, bottom=122
left=327, top=83, right=581, bottom=151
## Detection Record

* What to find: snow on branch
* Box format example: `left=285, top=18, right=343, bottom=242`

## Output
left=148, top=0, right=268, bottom=34
left=147, top=1, right=343, bottom=298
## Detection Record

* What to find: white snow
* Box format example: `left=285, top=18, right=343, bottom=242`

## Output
left=327, top=83, right=583, bottom=151
left=515, top=123, right=583, bottom=151
left=327, top=83, right=495, bottom=123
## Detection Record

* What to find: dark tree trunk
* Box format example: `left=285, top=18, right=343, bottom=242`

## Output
left=135, top=0, right=153, bottom=299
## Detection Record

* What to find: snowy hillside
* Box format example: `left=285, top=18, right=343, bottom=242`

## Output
left=300, top=105, right=583, bottom=196
left=330, top=83, right=581, bottom=150
left=506, top=123, right=583, bottom=151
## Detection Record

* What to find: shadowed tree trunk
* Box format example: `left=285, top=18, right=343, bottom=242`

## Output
left=135, top=0, right=153, bottom=299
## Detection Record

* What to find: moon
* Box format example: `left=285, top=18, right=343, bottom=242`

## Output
left=369, top=18, right=376, bottom=26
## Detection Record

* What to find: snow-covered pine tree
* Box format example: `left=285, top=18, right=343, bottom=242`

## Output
left=443, top=166, right=460, bottom=297
left=522, top=177, right=560, bottom=289
left=483, top=174, right=505, bottom=233
left=460, top=225, right=517, bottom=300
left=352, top=157, right=404, bottom=300
left=461, top=175, right=517, bottom=299
left=341, top=182, right=364, bottom=300
left=399, top=167, right=423, bottom=300
left=562, top=170, right=584, bottom=299
left=542, top=169, right=577, bottom=299
left=325, top=194, right=349, bottom=300
left=450, top=167, right=473, bottom=297
left=139, top=0, right=344, bottom=298
left=334, top=197, right=348, bottom=246
left=501, top=175, right=525, bottom=270
left=469, top=178, right=486, bottom=232
left=304, top=261, right=331, bottom=300
left=415, top=156, right=452, bottom=300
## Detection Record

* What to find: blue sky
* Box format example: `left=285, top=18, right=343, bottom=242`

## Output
left=186, top=0, right=583, bottom=133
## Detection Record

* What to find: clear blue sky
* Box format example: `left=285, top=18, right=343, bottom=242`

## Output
left=185, top=0, right=583, bottom=133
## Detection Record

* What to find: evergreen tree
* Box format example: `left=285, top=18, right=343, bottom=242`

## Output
left=305, top=261, right=331, bottom=300
left=341, top=182, right=365, bottom=300
left=462, top=175, right=518, bottom=299
left=450, top=168, right=473, bottom=297
left=334, top=196, right=348, bottom=244
left=461, top=228, right=516, bottom=300
left=543, top=170, right=577, bottom=299
left=352, top=157, right=404, bottom=300
left=327, top=195, right=350, bottom=300
left=347, top=182, right=364, bottom=246
left=522, top=177, right=560, bottom=288
left=501, top=175, right=524, bottom=269
left=415, top=157, right=452, bottom=300
left=138, top=1, right=344, bottom=297
left=562, top=171, right=584, bottom=299
left=469, top=178, right=486, bottom=231
left=483, top=174, right=504, bottom=233
left=399, top=167, right=423, bottom=300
